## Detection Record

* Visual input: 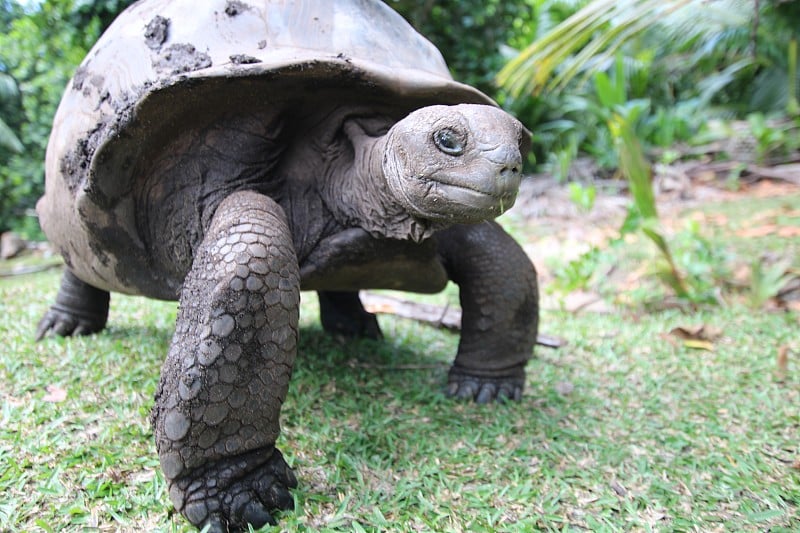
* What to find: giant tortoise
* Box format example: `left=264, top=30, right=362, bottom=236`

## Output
left=36, top=0, right=539, bottom=530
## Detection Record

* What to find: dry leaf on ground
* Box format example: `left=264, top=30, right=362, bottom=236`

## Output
left=776, top=345, right=790, bottom=381
left=43, top=384, right=67, bottom=403
left=669, top=324, right=723, bottom=341
left=560, top=290, right=613, bottom=313
left=666, top=324, right=723, bottom=351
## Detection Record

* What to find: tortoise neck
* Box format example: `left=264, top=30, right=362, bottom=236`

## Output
left=346, top=121, right=388, bottom=185
left=331, top=121, right=435, bottom=242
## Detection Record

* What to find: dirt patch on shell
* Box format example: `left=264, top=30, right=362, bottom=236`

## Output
left=144, top=15, right=170, bottom=50
left=230, top=54, right=261, bottom=65
left=225, top=0, right=251, bottom=16
left=154, top=43, right=212, bottom=75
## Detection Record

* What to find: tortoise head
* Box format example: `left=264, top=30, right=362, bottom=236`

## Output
left=382, top=104, right=529, bottom=224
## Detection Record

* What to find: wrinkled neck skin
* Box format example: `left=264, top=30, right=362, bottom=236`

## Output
left=324, top=120, right=439, bottom=242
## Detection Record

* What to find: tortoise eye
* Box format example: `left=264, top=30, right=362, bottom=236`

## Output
left=433, top=128, right=464, bottom=156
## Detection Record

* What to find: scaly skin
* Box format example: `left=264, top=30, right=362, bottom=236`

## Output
left=150, top=190, right=300, bottom=531
left=436, top=221, right=539, bottom=403
left=35, top=269, right=110, bottom=340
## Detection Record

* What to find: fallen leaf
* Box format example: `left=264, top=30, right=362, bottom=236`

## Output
left=732, top=263, right=752, bottom=285
left=610, top=480, right=627, bottom=497
left=554, top=381, right=574, bottom=396
left=777, top=226, right=800, bottom=238
left=536, top=333, right=568, bottom=349
left=683, top=339, right=715, bottom=351
left=669, top=324, right=723, bottom=342
left=43, top=384, right=67, bottom=403
left=747, top=180, right=799, bottom=198
left=736, top=225, right=779, bottom=238
left=562, top=290, right=612, bottom=313
left=693, top=170, right=717, bottom=183
left=792, top=459, right=800, bottom=470
left=776, top=345, right=790, bottom=381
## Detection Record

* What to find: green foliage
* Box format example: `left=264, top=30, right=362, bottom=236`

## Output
left=608, top=105, right=732, bottom=305
left=745, top=112, right=796, bottom=162
left=567, top=182, right=596, bottom=212
left=0, top=0, right=135, bottom=235
left=552, top=139, right=577, bottom=181
left=549, top=68, right=728, bottom=305
left=611, top=112, right=692, bottom=301
left=388, top=0, right=538, bottom=96
left=498, top=0, right=693, bottom=97
left=72, top=0, right=134, bottom=30
left=498, top=0, right=800, bottom=112
left=550, top=245, right=602, bottom=293
left=528, top=50, right=703, bottom=174
left=661, top=220, right=731, bottom=305
left=748, top=257, right=794, bottom=308
left=0, top=72, right=23, bottom=153
left=498, top=0, right=800, bottom=170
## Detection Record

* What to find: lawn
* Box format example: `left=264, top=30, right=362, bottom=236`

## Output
left=1, top=188, right=798, bottom=532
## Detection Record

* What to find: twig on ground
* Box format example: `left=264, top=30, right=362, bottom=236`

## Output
left=0, top=262, right=63, bottom=277
left=361, top=292, right=567, bottom=349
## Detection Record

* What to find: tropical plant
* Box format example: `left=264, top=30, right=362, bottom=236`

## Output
left=498, top=0, right=800, bottom=115
left=495, top=0, right=791, bottom=303
left=0, top=71, right=23, bottom=154
left=387, top=0, right=538, bottom=96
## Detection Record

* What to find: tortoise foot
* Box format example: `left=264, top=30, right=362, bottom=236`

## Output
left=35, top=305, right=105, bottom=340
left=318, top=291, right=383, bottom=341
left=172, top=447, right=297, bottom=532
left=35, top=270, right=109, bottom=340
left=446, top=367, right=525, bottom=403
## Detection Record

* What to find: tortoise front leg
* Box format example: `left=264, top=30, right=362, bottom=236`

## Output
left=151, top=191, right=299, bottom=532
left=436, top=221, right=538, bottom=403
left=35, top=269, right=110, bottom=340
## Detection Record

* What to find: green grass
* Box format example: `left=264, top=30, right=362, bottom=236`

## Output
left=1, top=197, right=799, bottom=531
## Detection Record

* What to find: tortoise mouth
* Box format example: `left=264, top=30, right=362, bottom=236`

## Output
left=413, top=178, right=518, bottom=222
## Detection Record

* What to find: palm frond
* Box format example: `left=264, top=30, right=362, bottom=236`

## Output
left=0, top=72, right=23, bottom=153
left=0, top=71, right=20, bottom=102
left=0, top=116, right=23, bottom=153
left=497, top=0, right=750, bottom=97
left=695, top=58, right=756, bottom=105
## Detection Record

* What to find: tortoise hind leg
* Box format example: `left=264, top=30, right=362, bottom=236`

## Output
left=318, top=291, right=382, bottom=340
left=35, top=269, right=110, bottom=340
left=151, top=191, right=299, bottom=532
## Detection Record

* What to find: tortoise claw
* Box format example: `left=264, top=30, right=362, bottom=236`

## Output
left=35, top=271, right=109, bottom=341
left=35, top=306, right=105, bottom=341
left=175, top=448, right=297, bottom=533
left=446, top=369, right=524, bottom=403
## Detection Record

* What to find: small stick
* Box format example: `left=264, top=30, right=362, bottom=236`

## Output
left=361, top=291, right=566, bottom=349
